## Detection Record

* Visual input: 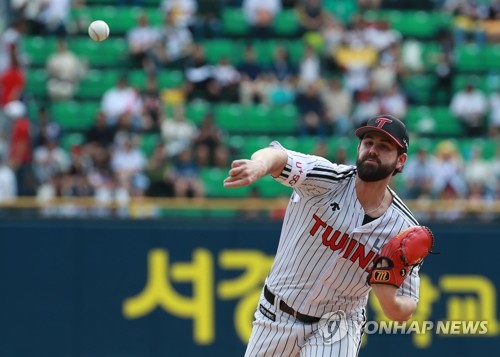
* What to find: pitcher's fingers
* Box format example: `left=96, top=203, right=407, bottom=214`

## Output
left=223, top=177, right=245, bottom=188
left=228, top=165, right=247, bottom=177
left=231, top=159, right=248, bottom=168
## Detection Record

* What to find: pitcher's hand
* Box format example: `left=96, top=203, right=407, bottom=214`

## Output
left=223, top=159, right=267, bottom=188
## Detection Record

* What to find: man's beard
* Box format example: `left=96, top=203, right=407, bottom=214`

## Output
left=356, top=154, right=397, bottom=182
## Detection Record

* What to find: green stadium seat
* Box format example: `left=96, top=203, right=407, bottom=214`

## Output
left=158, top=70, right=184, bottom=88
left=186, top=100, right=212, bottom=125
left=325, top=0, right=358, bottom=24
left=406, top=106, right=463, bottom=136
left=240, top=135, right=272, bottom=158
left=51, top=101, right=99, bottom=131
left=484, top=45, right=500, bottom=71
left=26, top=69, right=48, bottom=97
left=77, top=70, right=120, bottom=98
left=421, top=42, right=443, bottom=70
left=455, top=45, right=485, bottom=71
left=203, top=39, right=244, bottom=64
left=274, top=10, right=299, bottom=36
left=402, top=75, right=436, bottom=105
left=23, top=36, right=57, bottom=66
left=201, top=167, right=251, bottom=198
left=253, top=41, right=277, bottom=65
left=61, top=133, right=85, bottom=152
left=242, top=105, right=272, bottom=133
left=255, top=175, right=293, bottom=198
left=452, top=74, right=490, bottom=94
left=363, top=10, right=452, bottom=39
left=285, top=40, right=306, bottom=64
left=222, top=8, right=250, bottom=35
left=69, top=38, right=127, bottom=67
left=214, top=104, right=245, bottom=133
left=268, top=105, right=298, bottom=134
left=128, top=69, right=183, bottom=89
left=140, top=133, right=161, bottom=156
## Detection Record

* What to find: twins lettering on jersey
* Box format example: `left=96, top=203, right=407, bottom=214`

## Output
left=288, top=161, right=303, bottom=186
left=309, top=214, right=380, bottom=272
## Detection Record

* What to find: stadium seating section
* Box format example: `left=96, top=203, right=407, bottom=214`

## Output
left=21, top=0, right=500, bottom=199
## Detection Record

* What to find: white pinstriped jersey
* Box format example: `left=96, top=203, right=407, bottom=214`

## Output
left=266, top=141, right=421, bottom=318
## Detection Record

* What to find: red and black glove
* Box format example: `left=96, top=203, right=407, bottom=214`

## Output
left=368, top=226, right=434, bottom=288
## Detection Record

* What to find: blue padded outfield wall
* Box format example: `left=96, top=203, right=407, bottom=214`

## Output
left=0, top=219, right=498, bottom=357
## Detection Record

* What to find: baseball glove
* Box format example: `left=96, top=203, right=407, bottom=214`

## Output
left=368, top=226, right=434, bottom=288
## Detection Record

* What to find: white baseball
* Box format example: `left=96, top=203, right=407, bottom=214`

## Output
left=88, top=20, right=110, bottom=42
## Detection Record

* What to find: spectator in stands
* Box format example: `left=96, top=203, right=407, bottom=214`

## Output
left=298, top=45, right=320, bottom=87
left=294, top=82, right=327, bottom=137
left=484, top=0, right=500, bottom=43
left=364, top=21, right=401, bottom=54
left=192, top=0, right=222, bottom=39
left=0, top=17, right=26, bottom=76
left=446, top=0, right=487, bottom=46
left=450, top=82, right=488, bottom=137
left=238, top=45, right=266, bottom=105
left=403, top=145, right=438, bottom=199
left=194, top=112, right=228, bottom=168
left=141, top=75, right=163, bottom=131
left=37, top=0, right=71, bottom=36
left=371, top=56, right=398, bottom=94
left=213, top=57, right=241, bottom=102
left=321, top=17, right=344, bottom=70
left=379, top=83, right=408, bottom=120
left=152, top=10, right=193, bottom=69
left=242, top=0, right=282, bottom=38
left=33, top=137, right=70, bottom=185
left=488, top=86, right=500, bottom=137
left=172, top=148, right=204, bottom=197
left=357, top=0, right=382, bottom=10
left=46, top=38, right=86, bottom=101
left=161, top=0, right=198, bottom=29
left=401, top=38, right=424, bottom=73
left=33, top=105, right=61, bottom=148
left=490, top=146, right=500, bottom=193
left=145, top=144, right=174, bottom=197
left=335, top=16, right=378, bottom=93
left=268, top=46, right=295, bottom=82
left=321, top=77, right=353, bottom=136
left=266, top=77, right=295, bottom=106
left=66, top=145, right=94, bottom=194
left=127, top=12, right=159, bottom=70
left=0, top=152, right=17, bottom=202
left=117, top=0, right=145, bottom=7
left=296, top=0, right=330, bottom=35
left=93, top=174, right=130, bottom=215
left=161, top=105, right=197, bottom=158
left=184, top=45, right=218, bottom=101
left=86, top=111, right=116, bottom=149
left=430, top=52, right=455, bottom=105
left=4, top=101, right=33, bottom=193
left=351, top=83, right=380, bottom=126
left=464, top=145, right=492, bottom=196
left=432, top=140, right=467, bottom=199
left=101, top=75, right=143, bottom=127
left=111, top=133, right=148, bottom=194
left=0, top=52, right=25, bottom=107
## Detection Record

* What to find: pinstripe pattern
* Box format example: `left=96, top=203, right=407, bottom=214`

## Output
left=245, top=142, right=421, bottom=356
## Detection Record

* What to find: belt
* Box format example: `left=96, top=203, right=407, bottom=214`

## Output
left=264, top=285, right=321, bottom=324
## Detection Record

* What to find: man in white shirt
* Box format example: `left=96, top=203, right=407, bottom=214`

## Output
left=450, top=83, right=488, bottom=137
left=101, top=76, right=143, bottom=126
